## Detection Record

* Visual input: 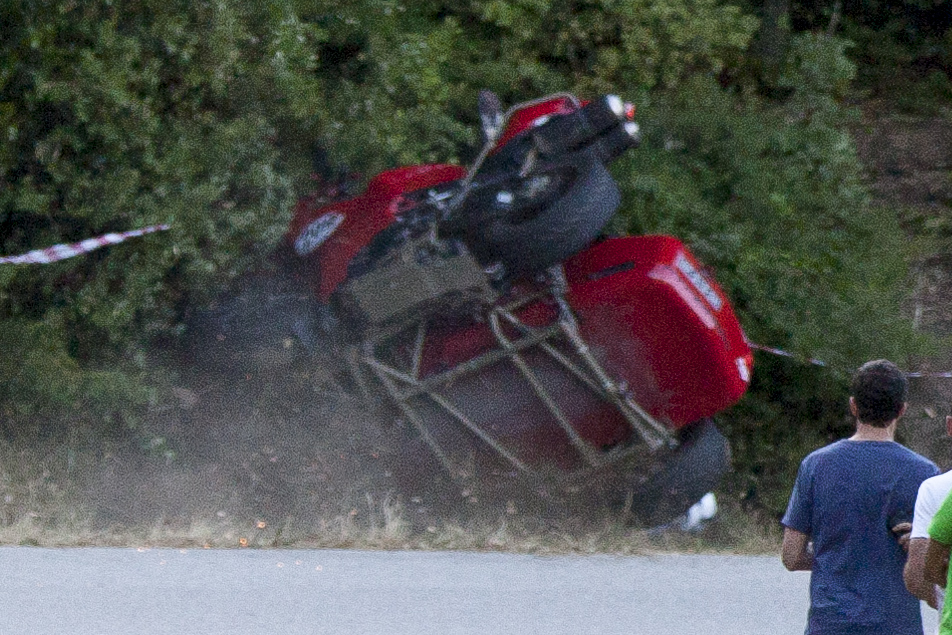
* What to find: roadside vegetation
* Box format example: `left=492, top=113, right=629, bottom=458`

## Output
left=2, top=0, right=952, bottom=548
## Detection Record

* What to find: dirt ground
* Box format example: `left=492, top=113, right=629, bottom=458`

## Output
left=77, top=368, right=635, bottom=546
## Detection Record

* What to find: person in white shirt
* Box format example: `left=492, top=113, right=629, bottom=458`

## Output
left=904, top=414, right=952, bottom=632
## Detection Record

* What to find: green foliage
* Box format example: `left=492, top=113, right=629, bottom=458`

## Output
left=778, top=33, right=856, bottom=100
left=784, top=0, right=952, bottom=105
left=297, top=0, right=757, bottom=170
left=459, top=0, right=758, bottom=91
left=0, top=0, right=319, bottom=420
left=0, top=318, right=155, bottom=424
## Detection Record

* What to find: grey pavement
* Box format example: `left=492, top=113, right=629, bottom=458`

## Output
left=0, top=547, right=939, bottom=634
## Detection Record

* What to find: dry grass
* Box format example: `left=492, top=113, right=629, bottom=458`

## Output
left=0, top=429, right=781, bottom=554
left=0, top=377, right=782, bottom=555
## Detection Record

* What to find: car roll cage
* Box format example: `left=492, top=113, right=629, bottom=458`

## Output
left=344, top=266, right=677, bottom=484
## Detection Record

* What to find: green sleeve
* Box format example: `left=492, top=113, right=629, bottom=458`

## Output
left=929, top=489, right=952, bottom=544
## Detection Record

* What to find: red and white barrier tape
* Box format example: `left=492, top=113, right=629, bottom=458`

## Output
left=749, top=343, right=827, bottom=367
left=0, top=224, right=170, bottom=265
left=750, top=342, right=952, bottom=378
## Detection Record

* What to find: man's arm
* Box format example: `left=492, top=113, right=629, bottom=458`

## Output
left=904, top=537, right=939, bottom=608
left=781, top=527, right=813, bottom=571
left=924, top=539, right=951, bottom=588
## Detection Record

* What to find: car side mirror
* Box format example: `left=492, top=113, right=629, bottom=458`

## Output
left=477, top=90, right=504, bottom=143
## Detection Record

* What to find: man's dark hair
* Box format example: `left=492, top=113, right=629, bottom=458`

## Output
left=850, top=359, right=908, bottom=426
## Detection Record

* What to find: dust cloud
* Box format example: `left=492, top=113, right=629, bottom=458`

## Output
left=77, top=368, right=602, bottom=544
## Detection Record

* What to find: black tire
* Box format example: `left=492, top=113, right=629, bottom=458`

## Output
left=626, top=419, right=731, bottom=527
left=186, top=273, right=329, bottom=376
left=465, top=157, right=620, bottom=278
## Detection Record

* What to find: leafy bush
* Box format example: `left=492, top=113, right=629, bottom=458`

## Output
left=0, top=1, right=321, bottom=421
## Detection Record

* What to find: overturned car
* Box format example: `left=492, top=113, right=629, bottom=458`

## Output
left=194, top=91, right=753, bottom=525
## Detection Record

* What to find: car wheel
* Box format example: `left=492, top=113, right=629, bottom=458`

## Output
left=624, top=418, right=731, bottom=527
left=464, top=157, right=620, bottom=278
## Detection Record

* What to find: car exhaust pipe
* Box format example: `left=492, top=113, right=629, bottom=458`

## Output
left=531, top=94, right=630, bottom=157
left=594, top=121, right=641, bottom=162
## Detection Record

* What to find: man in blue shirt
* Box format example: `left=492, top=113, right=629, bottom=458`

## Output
left=782, top=359, right=939, bottom=635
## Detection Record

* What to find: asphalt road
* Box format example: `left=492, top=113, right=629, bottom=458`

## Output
left=0, top=547, right=939, bottom=635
